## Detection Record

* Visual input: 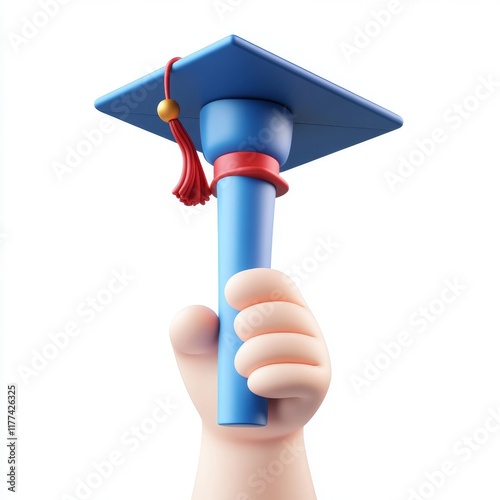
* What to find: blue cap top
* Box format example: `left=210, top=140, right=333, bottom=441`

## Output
left=95, top=34, right=402, bottom=171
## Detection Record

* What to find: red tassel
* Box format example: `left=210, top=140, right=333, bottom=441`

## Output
left=160, top=58, right=211, bottom=206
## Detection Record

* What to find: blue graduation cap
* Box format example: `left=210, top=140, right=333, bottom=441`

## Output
left=95, top=34, right=403, bottom=427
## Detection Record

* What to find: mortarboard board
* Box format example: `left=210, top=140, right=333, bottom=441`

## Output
left=95, top=34, right=403, bottom=426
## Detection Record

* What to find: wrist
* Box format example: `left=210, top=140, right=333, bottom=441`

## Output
left=192, top=426, right=316, bottom=500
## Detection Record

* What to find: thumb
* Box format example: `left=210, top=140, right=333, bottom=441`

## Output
left=169, top=306, right=219, bottom=416
left=170, top=305, right=219, bottom=356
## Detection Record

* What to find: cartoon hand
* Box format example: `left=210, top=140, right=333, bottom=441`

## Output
left=170, top=268, right=331, bottom=499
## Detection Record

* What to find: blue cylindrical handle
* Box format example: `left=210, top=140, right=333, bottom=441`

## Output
left=217, top=175, right=276, bottom=426
left=200, top=98, right=293, bottom=426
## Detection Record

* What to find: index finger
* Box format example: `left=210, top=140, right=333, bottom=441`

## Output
left=225, top=268, right=307, bottom=311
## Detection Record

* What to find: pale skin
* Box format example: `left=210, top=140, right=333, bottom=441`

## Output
left=170, top=268, right=331, bottom=500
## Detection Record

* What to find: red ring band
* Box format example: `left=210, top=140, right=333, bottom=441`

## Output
left=211, top=152, right=289, bottom=197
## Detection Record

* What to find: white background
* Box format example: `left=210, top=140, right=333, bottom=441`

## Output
left=1, top=0, right=500, bottom=499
